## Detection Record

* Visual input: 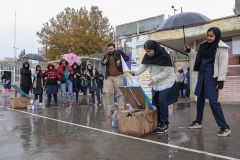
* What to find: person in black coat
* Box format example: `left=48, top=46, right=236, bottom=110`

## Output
left=20, top=62, right=32, bottom=95
left=72, top=62, right=81, bottom=103
left=98, top=71, right=104, bottom=94
left=86, top=64, right=101, bottom=106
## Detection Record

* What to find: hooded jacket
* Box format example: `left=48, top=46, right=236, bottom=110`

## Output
left=72, top=62, right=81, bottom=89
left=176, top=67, right=185, bottom=83
left=20, top=61, right=32, bottom=89
left=57, top=59, right=73, bottom=83
left=43, top=63, right=60, bottom=85
left=101, top=49, right=129, bottom=79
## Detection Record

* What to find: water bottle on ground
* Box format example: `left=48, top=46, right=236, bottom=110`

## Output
left=28, top=99, right=34, bottom=110
left=34, top=100, right=39, bottom=110
left=112, top=110, right=119, bottom=128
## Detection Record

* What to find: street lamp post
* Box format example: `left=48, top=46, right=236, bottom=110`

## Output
left=171, top=5, right=177, bottom=15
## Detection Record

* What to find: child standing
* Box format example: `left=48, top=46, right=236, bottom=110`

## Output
left=43, top=63, right=59, bottom=106
left=33, top=65, right=44, bottom=105
left=81, top=71, right=88, bottom=95
left=1, top=71, right=10, bottom=96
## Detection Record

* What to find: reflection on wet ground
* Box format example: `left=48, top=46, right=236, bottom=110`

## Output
left=0, top=91, right=240, bottom=159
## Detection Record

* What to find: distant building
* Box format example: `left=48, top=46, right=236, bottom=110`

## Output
left=115, top=15, right=165, bottom=63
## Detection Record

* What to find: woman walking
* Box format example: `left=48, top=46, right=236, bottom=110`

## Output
left=43, top=63, right=59, bottom=106
left=128, top=40, right=178, bottom=134
left=1, top=72, right=10, bottom=96
left=20, top=62, right=32, bottom=96
left=72, top=62, right=81, bottom=104
left=184, top=27, right=231, bottom=137
left=86, top=64, right=101, bottom=106
left=33, top=65, right=44, bottom=105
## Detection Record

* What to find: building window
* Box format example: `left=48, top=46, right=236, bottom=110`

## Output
left=137, top=45, right=144, bottom=55
left=224, top=38, right=240, bottom=76
left=126, top=38, right=132, bottom=42
left=137, top=35, right=144, bottom=42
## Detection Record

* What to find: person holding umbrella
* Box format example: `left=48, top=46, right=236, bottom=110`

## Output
left=128, top=40, right=178, bottom=134
left=184, top=27, right=231, bottom=137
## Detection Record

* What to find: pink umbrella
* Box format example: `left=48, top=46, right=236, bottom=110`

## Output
left=62, top=53, right=81, bottom=66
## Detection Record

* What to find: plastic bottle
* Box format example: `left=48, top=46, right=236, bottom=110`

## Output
left=30, top=99, right=34, bottom=110
left=112, top=110, right=119, bottom=128
left=34, top=100, right=39, bottom=110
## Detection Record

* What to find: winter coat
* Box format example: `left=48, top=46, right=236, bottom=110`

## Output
left=86, top=64, right=101, bottom=90
left=134, top=64, right=176, bottom=86
left=20, top=62, right=32, bottom=90
left=102, top=49, right=129, bottom=79
left=43, top=63, right=60, bottom=85
left=72, top=62, right=81, bottom=91
left=98, top=74, right=104, bottom=87
left=176, top=72, right=185, bottom=83
left=81, top=73, right=88, bottom=87
left=189, top=40, right=230, bottom=81
left=1, top=73, right=10, bottom=89
left=33, top=66, right=44, bottom=95
left=57, top=60, right=73, bottom=83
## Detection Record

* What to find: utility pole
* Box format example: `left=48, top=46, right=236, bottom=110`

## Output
left=13, top=11, right=18, bottom=62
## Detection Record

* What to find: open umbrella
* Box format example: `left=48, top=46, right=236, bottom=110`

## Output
left=62, top=53, right=81, bottom=66
left=157, top=12, right=212, bottom=44
left=23, top=53, right=48, bottom=61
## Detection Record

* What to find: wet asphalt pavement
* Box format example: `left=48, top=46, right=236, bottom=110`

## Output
left=0, top=91, right=240, bottom=160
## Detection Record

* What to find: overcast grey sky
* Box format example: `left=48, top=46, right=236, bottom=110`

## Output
left=0, top=0, right=235, bottom=59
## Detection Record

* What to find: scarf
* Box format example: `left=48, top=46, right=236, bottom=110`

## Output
left=141, top=40, right=172, bottom=66
left=201, top=27, right=221, bottom=58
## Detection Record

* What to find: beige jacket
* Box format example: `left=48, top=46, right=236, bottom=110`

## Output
left=134, top=64, right=176, bottom=86
left=189, top=40, right=230, bottom=81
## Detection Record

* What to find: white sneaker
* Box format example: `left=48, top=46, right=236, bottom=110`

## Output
left=39, top=103, right=42, bottom=105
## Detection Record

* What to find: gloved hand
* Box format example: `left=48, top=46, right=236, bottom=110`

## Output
left=217, top=81, right=224, bottom=90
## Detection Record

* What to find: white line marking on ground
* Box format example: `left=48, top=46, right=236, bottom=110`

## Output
left=2, top=106, right=239, bottom=160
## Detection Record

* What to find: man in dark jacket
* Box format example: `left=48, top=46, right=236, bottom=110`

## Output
left=20, top=61, right=32, bottom=95
left=102, top=43, right=129, bottom=117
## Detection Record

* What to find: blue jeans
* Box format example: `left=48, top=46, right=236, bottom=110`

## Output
left=61, top=79, right=74, bottom=104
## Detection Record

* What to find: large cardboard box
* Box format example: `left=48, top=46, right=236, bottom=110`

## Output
left=118, top=86, right=157, bottom=138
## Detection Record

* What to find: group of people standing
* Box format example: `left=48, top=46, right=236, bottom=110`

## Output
left=4, top=26, right=230, bottom=137
left=18, top=59, right=104, bottom=107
